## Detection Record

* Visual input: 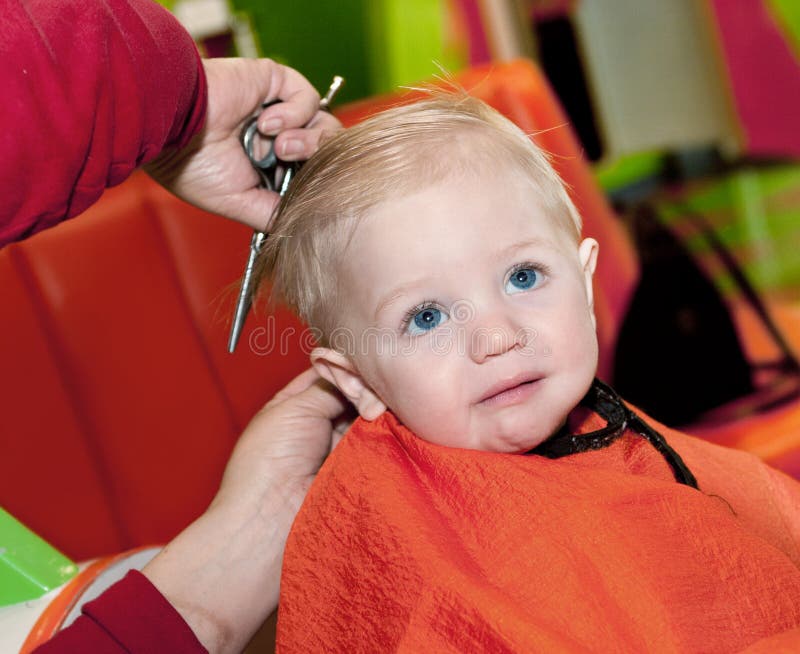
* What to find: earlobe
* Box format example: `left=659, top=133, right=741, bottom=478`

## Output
left=310, top=348, right=387, bottom=421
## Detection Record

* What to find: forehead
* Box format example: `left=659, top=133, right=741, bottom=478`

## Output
left=355, top=167, right=572, bottom=251
left=337, top=173, right=576, bottom=310
left=322, top=117, right=579, bottom=254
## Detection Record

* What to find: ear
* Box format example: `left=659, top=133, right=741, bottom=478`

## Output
left=578, top=237, right=599, bottom=315
left=310, top=347, right=387, bottom=421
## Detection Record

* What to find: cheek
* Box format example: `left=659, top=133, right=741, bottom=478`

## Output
left=542, top=300, right=598, bottom=363
left=368, top=348, right=464, bottom=418
left=564, top=308, right=600, bottom=374
left=392, top=365, right=469, bottom=448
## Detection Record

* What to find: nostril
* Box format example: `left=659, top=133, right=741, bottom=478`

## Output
left=470, top=327, right=519, bottom=360
left=515, top=327, right=538, bottom=352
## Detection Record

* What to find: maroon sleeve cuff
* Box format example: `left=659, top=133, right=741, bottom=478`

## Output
left=35, top=570, right=207, bottom=653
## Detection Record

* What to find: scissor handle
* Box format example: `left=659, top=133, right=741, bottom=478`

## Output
left=241, top=116, right=278, bottom=171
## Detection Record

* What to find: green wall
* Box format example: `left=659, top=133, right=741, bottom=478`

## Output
left=229, top=0, right=461, bottom=103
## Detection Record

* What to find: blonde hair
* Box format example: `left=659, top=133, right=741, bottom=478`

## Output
left=254, top=93, right=582, bottom=342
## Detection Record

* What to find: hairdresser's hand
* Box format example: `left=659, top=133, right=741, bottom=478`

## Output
left=146, top=58, right=341, bottom=231
left=143, top=368, right=349, bottom=654
left=214, top=366, right=352, bottom=514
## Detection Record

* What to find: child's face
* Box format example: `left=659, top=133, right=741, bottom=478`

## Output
left=313, top=171, right=599, bottom=453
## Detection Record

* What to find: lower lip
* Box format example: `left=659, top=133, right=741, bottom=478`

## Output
left=480, top=379, right=542, bottom=409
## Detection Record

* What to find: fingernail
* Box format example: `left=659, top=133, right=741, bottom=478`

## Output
left=281, top=139, right=303, bottom=156
left=260, top=117, right=283, bottom=134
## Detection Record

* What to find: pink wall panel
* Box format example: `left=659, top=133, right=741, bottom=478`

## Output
left=709, top=0, right=800, bottom=158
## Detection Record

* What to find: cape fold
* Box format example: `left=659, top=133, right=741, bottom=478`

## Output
left=278, top=410, right=800, bottom=653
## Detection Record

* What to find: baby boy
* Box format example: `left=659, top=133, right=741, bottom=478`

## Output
left=259, top=94, right=599, bottom=455
left=256, top=95, right=800, bottom=653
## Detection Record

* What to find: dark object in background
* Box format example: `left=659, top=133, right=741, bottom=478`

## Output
left=613, top=204, right=754, bottom=426
left=533, top=15, right=603, bottom=161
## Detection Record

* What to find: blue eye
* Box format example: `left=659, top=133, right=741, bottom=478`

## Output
left=506, top=267, right=540, bottom=294
left=406, top=306, right=449, bottom=335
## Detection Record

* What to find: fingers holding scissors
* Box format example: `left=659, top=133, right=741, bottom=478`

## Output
left=254, top=65, right=339, bottom=133
left=272, top=117, right=341, bottom=161
left=256, top=108, right=341, bottom=164
left=145, top=58, right=337, bottom=231
left=254, top=66, right=342, bottom=161
left=272, top=111, right=341, bottom=161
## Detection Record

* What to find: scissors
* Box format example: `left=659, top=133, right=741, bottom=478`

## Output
left=228, top=75, right=344, bottom=353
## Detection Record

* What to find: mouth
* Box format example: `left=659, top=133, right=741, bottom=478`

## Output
left=478, top=374, right=544, bottom=408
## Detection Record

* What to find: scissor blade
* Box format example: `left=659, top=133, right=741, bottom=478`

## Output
left=227, top=231, right=267, bottom=353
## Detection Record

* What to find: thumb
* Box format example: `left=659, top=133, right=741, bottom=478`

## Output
left=223, top=187, right=281, bottom=231
left=265, top=367, right=348, bottom=422
left=283, top=377, right=349, bottom=424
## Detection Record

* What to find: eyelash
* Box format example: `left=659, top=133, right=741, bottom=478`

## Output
left=507, top=261, right=551, bottom=283
left=400, top=299, right=440, bottom=331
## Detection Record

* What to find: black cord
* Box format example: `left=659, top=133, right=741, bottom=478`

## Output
left=678, top=204, right=800, bottom=375
left=530, top=379, right=698, bottom=489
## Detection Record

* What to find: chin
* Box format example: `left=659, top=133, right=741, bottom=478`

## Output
left=483, top=419, right=556, bottom=453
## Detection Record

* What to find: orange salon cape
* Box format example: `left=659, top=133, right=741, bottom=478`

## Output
left=277, top=387, right=800, bottom=653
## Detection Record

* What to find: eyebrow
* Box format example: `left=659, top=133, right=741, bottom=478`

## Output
left=492, top=236, right=557, bottom=261
left=373, top=277, right=433, bottom=322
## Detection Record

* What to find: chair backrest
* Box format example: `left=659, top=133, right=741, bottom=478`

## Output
left=0, top=174, right=310, bottom=560
left=335, top=59, right=640, bottom=381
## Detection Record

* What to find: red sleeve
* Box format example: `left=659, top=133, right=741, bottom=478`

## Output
left=0, top=0, right=208, bottom=246
left=34, top=570, right=207, bottom=653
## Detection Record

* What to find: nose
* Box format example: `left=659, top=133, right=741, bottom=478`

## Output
left=467, top=305, right=531, bottom=364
